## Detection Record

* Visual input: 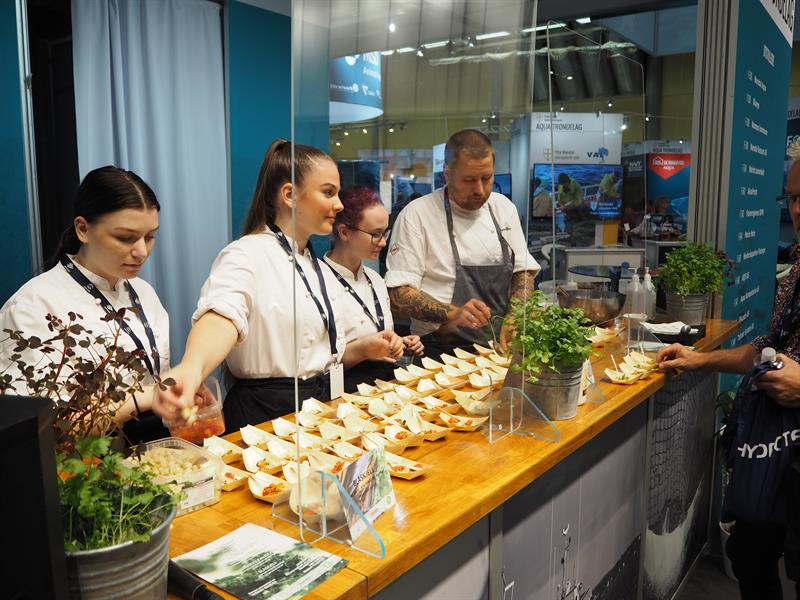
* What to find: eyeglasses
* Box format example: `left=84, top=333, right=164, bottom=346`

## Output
left=348, top=225, right=391, bottom=244
left=777, top=194, right=800, bottom=207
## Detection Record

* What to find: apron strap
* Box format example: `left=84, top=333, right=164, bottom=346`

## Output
left=443, top=187, right=514, bottom=268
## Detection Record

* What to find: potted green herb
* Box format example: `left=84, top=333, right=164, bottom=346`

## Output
left=657, top=243, right=729, bottom=325
left=507, top=291, right=594, bottom=420
left=1, top=311, right=179, bottom=599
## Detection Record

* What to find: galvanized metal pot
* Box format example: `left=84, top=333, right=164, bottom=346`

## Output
left=65, top=503, right=176, bottom=599
left=665, top=292, right=709, bottom=326
left=522, top=363, right=583, bottom=421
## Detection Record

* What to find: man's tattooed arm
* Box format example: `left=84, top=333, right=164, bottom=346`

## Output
left=509, top=270, right=537, bottom=304
left=389, top=286, right=455, bottom=323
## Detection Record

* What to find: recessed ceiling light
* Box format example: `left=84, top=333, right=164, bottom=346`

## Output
left=475, top=31, right=510, bottom=41
left=422, top=40, right=448, bottom=49
left=396, top=47, right=415, bottom=53
left=388, top=22, right=396, bottom=33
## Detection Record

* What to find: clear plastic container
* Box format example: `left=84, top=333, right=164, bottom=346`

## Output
left=131, top=437, right=224, bottom=516
left=162, top=376, right=225, bottom=444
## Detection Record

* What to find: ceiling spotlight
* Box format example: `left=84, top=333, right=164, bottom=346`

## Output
left=335, top=140, right=341, bottom=146
left=607, top=98, right=613, bottom=108
left=645, top=114, right=651, bottom=122
left=388, top=22, right=396, bottom=33
left=467, top=36, right=475, bottom=48
left=482, top=117, right=487, bottom=123
left=559, top=104, right=565, bottom=111
left=343, top=131, right=349, bottom=136
left=389, top=126, right=395, bottom=133
left=679, top=139, right=684, bottom=144
left=410, top=174, right=415, bottom=180
left=416, top=47, right=424, bottom=57
left=621, top=123, right=628, bottom=131
left=549, top=70, right=554, bottom=75
left=490, top=113, right=496, bottom=119
left=362, top=128, right=368, bottom=134
left=390, top=173, right=395, bottom=179
left=566, top=75, right=574, bottom=81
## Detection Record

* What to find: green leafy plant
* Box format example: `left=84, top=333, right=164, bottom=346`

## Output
left=0, top=310, right=173, bottom=454
left=657, top=243, right=730, bottom=296
left=507, top=290, right=594, bottom=383
left=0, top=311, right=178, bottom=551
left=57, top=436, right=178, bottom=551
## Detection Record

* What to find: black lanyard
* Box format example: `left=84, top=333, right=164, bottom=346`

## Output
left=60, top=255, right=159, bottom=378
left=323, top=258, right=385, bottom=331
left=267, top=223, right=338, bottom=357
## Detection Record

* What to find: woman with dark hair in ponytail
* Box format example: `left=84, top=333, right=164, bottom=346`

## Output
left=0, top=166, right=183, bottom=440
left=158, top=140, right=403, bottom=431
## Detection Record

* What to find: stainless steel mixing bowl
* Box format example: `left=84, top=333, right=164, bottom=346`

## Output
left=556, top=283, right=626, bottom=324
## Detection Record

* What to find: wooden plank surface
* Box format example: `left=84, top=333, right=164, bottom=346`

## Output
left=168, top=318, right=738, bottom=599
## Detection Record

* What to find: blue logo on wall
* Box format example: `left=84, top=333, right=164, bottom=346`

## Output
left=586, top=147, right=609, bottom=162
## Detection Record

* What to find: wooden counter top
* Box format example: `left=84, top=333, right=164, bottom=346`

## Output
left=169, top=319, right=738, bottom=599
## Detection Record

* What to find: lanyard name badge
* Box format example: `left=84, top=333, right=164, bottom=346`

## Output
left=60, top=255, right=160, bottom=378
left=267, top=223, right=343, bottom=398
left=324, top=259, right=385, bottom=331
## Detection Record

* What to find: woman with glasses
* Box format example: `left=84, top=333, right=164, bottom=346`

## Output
left=325, top=186, right=424, bottom=391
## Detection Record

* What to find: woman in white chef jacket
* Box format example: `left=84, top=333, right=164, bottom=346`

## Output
left=0, top=166, right=180, bottom=442
left=323, top=185, right=424, bottom=392
left=159, top=140, right=402, bottom=432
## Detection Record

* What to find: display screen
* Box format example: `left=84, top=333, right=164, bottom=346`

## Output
left=532, top=163, right=624, bottom=220
left=493, top=173, right=512, bottom=200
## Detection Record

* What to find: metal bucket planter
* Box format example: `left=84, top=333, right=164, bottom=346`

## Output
left=65, top=503, right=176, bottom=599
left=522, top=363, right=583, bottom=421
left=665, top=292, right=709, bottom=325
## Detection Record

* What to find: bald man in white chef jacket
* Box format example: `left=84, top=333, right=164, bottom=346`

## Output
left=385, top=129, right=539, bottom=359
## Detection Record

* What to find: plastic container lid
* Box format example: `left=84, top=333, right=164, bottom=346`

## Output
left=128, top=437, right=224, bottom=516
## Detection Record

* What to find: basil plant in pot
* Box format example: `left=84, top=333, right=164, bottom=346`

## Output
left=507, top=291, right=594, bottom=421
left=0, top=310, right=179, bottom=599
left=658, top=243, right=729, bottom=325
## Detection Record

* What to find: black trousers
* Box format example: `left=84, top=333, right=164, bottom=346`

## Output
left=121, top=410, right=171, bottom=445
left=727, top=520, right=800, bottom=599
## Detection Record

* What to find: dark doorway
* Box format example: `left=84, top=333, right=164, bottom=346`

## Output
left=27, top=0, right=78, bottom=268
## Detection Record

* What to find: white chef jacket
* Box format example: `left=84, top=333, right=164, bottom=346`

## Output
left=0, top=257, right=170, bottom=393
left=193, top=228, right=349, bottom=380
left=385, top=189, right=540, bottom=336
left=322, top=254, right=394, bottom=343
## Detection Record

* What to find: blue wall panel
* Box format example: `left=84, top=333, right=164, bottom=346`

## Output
left=0, top=5, right=32, bottom=304
left=228, top=0, right=291, bottom=238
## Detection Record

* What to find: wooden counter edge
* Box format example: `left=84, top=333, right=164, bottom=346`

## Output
left=355, top=318, right=740, bottom=596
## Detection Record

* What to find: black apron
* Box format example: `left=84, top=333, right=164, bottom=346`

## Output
left=421, top=188, right=515, bottom=360
left=223, top=374, right=329, bottom=434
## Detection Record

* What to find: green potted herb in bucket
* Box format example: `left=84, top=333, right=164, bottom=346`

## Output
left=506, top=291, right=594, bottom=420
left=1, top=311, right=179, bottom=599
left=658, top=243, right=729, bottom=325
